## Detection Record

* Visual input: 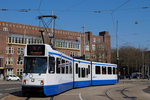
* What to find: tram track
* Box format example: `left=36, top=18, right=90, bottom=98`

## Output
left=104, top=86, right=137, bottom=100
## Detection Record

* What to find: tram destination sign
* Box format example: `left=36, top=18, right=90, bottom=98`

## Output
left=27, top=45, right=45, bottom=56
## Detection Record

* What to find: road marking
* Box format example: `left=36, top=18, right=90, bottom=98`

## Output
left=79, top=92, right=83, bottom=100
left=61, top=93, right=79, bottom=96
left=4, top=87, right=20, bottom=91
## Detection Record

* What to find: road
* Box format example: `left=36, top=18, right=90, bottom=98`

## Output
left=0, top=80, right=21, bottom=99
left=0, top=79, right=150, bottom=100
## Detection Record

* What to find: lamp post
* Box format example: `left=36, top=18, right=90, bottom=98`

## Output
left=123, top=68, right=125, bottom=79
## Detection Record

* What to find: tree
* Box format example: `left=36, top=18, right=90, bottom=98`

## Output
left=111, top=46, right=148, bottom=76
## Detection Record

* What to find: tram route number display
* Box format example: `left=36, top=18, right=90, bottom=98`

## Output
left=27, top=45, right=45, bottom=56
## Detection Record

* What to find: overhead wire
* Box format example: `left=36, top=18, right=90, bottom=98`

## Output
left=111, top=0, right=131, bottom=14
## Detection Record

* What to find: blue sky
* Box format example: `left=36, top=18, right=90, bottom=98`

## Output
left=1, top=0, right=150, bottom=49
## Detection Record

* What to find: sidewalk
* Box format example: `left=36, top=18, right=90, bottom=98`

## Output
left=119, top=78, right=150, bottom=83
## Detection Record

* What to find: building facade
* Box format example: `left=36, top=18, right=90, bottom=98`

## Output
left=0, top=21, right=111, bottom=79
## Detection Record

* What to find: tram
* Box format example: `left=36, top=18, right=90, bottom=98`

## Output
left=22, top=44, right=117, bottom=96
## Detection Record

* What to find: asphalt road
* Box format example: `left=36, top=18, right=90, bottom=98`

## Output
left=0, top=80, right=22, bottom=99
left=0, top=79, right=150, bottom=100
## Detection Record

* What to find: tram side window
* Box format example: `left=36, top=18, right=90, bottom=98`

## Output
left=102, top=66, right=106, bottom=74
left=88, top=65, right=90, bottom=74
left=49, top=56, right=55, bottom=74
left=86, top=68, right=88, bottom=77
left=78, top=68, right=80, bottom=77
left=82, top=68, right=85, bottom=78
left=96, top=66, right=100, bottom=74
left=113, top=67, right=116, bottom=74
left=69, top=62, right=72, bottom=74
left=108, top=67, right=112, bottom=74
left=56, top=58, right=61, bottom=73
left=62, top=59, right=65, bottom=74
left=66, top=61, right=68, bottom=74
left=76, top=63, right=78, bottom=74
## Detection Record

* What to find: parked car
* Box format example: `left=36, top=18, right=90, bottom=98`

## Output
left=6, top=75, right=20, bottom=81
left=130, top=72, right=142, bottom=79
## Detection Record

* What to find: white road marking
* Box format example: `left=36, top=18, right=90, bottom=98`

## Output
left=61, top=93, right=79, bottom=96
left=79, top=92, right=83, bottom=100
left=4, top=87, right=20, bottom=91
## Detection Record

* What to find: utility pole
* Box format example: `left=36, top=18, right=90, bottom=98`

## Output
left=116, top=20, right=119, bottom=65
left=116, top=20, right=119, bottom=81
left=142, top=50, right=145, bottom=78
left=82, top=24, right=85, bottom=58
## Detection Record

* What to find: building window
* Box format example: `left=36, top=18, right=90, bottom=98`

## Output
left=25, top=38, right=27, bottom=44
left=17, top=69, right=23, bottom=75
left=8, top=69, right=13, bottom=75
left=92, top=54, right=95, bottom=59
left=3, top=27, right=8, bottom=31
left=86, top=45, right=89, bottom=51
left=54, top=39, right=79, bottom=50
left=85, top=53, right=90, bottom=59
left=12, top=37, right=15, bottom=43
left=8, top=37, right=11, bottom=43
left=93, top=38, right=96, bottom=42
left=6, top=57, right=13, bottom=65
left=28, top=38, right=31, bottom=44
left=0, top=58, right=3, bottom=67
left=99, top=53, right=104, bottom=59
left=17, top=48, right=24, bottom=55
left=15, top=37, right=17, bottom=43
left=70, top=52, right=75, bottom=57
left=17, top=57, right=23, bottom=65
left=17, top=48, right=20, bottom=55
left=92, top=44, right=95, bottom=51
left=6, top=47, right=14, bottom=54
left=21, top=48, right=24, bottom=55
left=17, top=37, right=20, bottom=43
left=77, top=52, right=81, bottom=56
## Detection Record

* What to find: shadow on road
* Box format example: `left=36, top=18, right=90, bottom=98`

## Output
left=10, top=90, right=50, bottom=99
left=143, top=86, right=150, bottom=94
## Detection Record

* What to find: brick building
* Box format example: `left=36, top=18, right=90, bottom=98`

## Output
left=0, top=21, right=111, bottom=78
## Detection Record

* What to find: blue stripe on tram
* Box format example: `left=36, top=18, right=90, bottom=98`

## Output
left=92, top=79, right=117, bottom=86
left=74, top=80, right=91, bottom=88
left=43, top=82, right=73, bottom=96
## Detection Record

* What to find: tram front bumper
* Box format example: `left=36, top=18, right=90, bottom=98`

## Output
left=22, top=85, right=44, bottom=93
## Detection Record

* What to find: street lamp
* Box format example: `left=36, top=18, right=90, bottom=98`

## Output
left=123, top=68, right=125, bottom=79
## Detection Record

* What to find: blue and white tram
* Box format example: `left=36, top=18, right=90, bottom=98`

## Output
left=22, top=44, right=117, bottom=96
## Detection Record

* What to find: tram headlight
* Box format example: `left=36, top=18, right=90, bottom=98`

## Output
left=40, top=80, right=44, bottom=85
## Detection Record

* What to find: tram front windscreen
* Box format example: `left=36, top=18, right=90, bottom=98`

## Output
left=24, top=57, right=47, bottom=73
